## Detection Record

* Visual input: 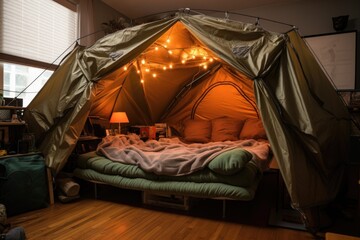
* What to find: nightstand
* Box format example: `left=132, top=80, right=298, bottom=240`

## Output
left=63, top=136, right=102, bottom=173
left=75, top=136, right=102, bottom=154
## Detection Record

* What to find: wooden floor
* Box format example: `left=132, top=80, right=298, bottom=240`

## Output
left=6, top=177, right=320, bottom=240
left=7, top=171, right=360, bottom=240
left=7, top=168, right=360, bottom=240
left=8, top=197, right=315, bottom=240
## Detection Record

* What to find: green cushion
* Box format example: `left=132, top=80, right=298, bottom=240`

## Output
left=208, top=148, right=253, bottom=175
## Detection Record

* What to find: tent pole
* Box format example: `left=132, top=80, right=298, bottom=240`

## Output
left=132, top=9, right=296, bottom=29
left=161, top=64, right=221, bottom=120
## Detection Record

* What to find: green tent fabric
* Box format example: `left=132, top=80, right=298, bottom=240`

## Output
left=24, top=13, right=350, bottom=214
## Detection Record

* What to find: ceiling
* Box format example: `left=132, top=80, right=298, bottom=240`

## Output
left=101, top=0, right=302, bottom=20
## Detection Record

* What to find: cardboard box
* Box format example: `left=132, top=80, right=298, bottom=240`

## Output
left=130, top=126, right=156, bottom=140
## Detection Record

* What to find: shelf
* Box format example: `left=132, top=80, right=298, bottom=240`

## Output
left=0, top=122, right=26, bottom=126
left=79, top=136, right=101, bottom=141
left=0, top=151, right=42, bottom=160
left=0, top=106, right=26, bottom=110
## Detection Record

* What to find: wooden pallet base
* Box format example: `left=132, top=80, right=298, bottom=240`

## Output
left=142, top=192, right=191, bottom=211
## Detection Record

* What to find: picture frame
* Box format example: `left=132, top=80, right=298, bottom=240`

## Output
left=304, top=31, right=357, bottom=90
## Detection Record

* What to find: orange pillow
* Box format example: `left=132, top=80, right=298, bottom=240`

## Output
left=211, top=117, right=244, bottom=142
left=183, top=119, right=212, bottom=143
left=239, top=118, right=267, bottom=139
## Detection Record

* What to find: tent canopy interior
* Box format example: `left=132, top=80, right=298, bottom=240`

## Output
left=90, top=21, right=259, bottom=130
left=24, top=13, right=350, bottom=217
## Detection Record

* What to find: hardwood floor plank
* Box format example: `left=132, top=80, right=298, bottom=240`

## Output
left=7, top=196, right=315, bottom=240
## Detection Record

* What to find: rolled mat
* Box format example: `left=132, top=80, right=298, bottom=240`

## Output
left=56, top=178, right=80, bottom=197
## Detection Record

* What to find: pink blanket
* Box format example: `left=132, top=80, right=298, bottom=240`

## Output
left=96, top=134, right=270, bottom=176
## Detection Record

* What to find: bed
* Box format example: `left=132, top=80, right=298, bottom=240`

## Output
left=73, top=117, right=273, bottom=214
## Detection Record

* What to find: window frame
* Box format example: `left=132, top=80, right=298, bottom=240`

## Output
left=0, top=0, right=79, bottom=106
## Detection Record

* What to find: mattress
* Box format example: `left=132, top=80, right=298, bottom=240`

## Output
left=73, top=140, right=267, bottom=200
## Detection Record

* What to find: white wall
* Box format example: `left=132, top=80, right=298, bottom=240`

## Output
left=237, top=0, right=359, bottom=35
left=238, top=0, right=360, bottom=88
left=92, top=0, right=128, bottom=40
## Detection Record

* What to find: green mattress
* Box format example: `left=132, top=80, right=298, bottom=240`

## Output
left=73, top=150, right=263, bottom=200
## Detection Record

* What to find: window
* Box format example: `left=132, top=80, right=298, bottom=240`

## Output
left=3, top=63, right=53, bottom=107
left=0, top=0, right=78, bottom=107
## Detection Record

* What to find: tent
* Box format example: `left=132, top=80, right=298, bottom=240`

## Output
left=24, top=13, right=350, bottom=223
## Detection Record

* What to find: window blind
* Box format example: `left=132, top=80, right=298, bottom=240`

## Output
left=0, top=0, right=78, bottom=65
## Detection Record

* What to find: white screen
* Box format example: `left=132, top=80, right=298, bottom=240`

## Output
left=304, top=31, right=357, bottom=90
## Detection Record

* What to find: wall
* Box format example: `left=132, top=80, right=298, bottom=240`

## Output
left=211, top=0, right=360, bottom=88
left=237, top=0, right=359, bottom=35
left=91, top=0, right=127, bottom=40
left=240, top=0, right=360, bottom=88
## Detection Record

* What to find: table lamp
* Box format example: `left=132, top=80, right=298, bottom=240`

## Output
left=110, top=112, right=129, bottom=135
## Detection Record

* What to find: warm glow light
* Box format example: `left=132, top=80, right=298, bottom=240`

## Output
left=133, top=42, right=215, bottom=82
left=110, top=112, right=129, bottom=124
left=123, top=66, right=127, bottom=70
left=190, top=48, right=198, bottom=56
left=110, top=112, right=129, bottom=135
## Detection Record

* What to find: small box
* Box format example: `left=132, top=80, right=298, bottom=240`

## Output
left=0, top=109, right=11, bottom=121
left=155, top=123, right=167, bottom=139
left=129, top=126, right=156, bottom=140
left=141, top=126, right=156, bottom=140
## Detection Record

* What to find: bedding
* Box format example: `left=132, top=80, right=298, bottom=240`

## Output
left=211, top=117, right=245, bottom=142
left=239, top=118, right=267, bottom=140
left=73, top=132, right=272, bottom=201
left=182, top=119, right=212, bottom=143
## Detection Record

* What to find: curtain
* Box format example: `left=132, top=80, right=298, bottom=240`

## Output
left=78, top=0, right=95, bottom=47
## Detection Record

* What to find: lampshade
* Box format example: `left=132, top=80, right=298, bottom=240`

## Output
left=110, top=112, right=129, bottom=123
left=110, top=112, right=129, bottom=135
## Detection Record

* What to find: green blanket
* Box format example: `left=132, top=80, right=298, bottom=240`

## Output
left=74, top=148, right=263, bottom=200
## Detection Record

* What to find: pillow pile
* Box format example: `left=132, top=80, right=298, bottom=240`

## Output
left=182, top=117, right=267, bottom=143
left=239, top=118, right=267, bottom=140
left=182, top=119, right=212, bottom=143
left=211, top=117, right=245, bottom=142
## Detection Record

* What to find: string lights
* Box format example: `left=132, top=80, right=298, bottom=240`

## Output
left=120, top=31, right=217, bottom=84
